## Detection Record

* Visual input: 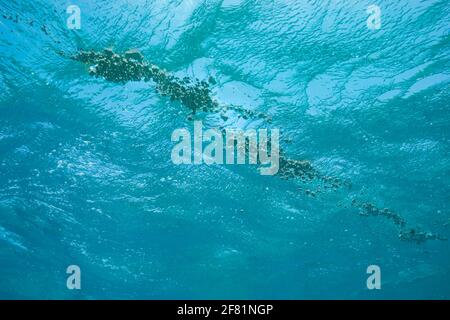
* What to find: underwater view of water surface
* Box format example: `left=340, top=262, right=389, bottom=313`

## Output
left=0, top=0, right=449, bottom=299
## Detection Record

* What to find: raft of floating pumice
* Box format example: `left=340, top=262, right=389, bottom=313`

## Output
left=0, top=9, right=446, bottom=244
left=71, top=49, right=270, bottom=122
left=72, top=50, right=333, bottom=182
left=71, top=48, right=447, bottom=245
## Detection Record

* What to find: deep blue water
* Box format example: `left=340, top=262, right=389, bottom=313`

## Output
left=0, top=0, right=449, bottom=299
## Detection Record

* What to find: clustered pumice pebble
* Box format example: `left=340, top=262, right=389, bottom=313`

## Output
left=72, top=48, right=447, bottom=244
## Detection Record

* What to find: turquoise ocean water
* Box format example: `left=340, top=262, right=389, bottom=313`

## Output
left=0, top=0, right=449, bottom=299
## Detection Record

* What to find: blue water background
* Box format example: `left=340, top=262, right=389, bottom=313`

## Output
left=0, top=0, right=449, bottom=299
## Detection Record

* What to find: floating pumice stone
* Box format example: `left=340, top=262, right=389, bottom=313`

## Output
left=399, top=228, right=447, bottom=244
left=208, top=76, right=216, bottom=85
left=104, top=48, right=114, bottom=57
